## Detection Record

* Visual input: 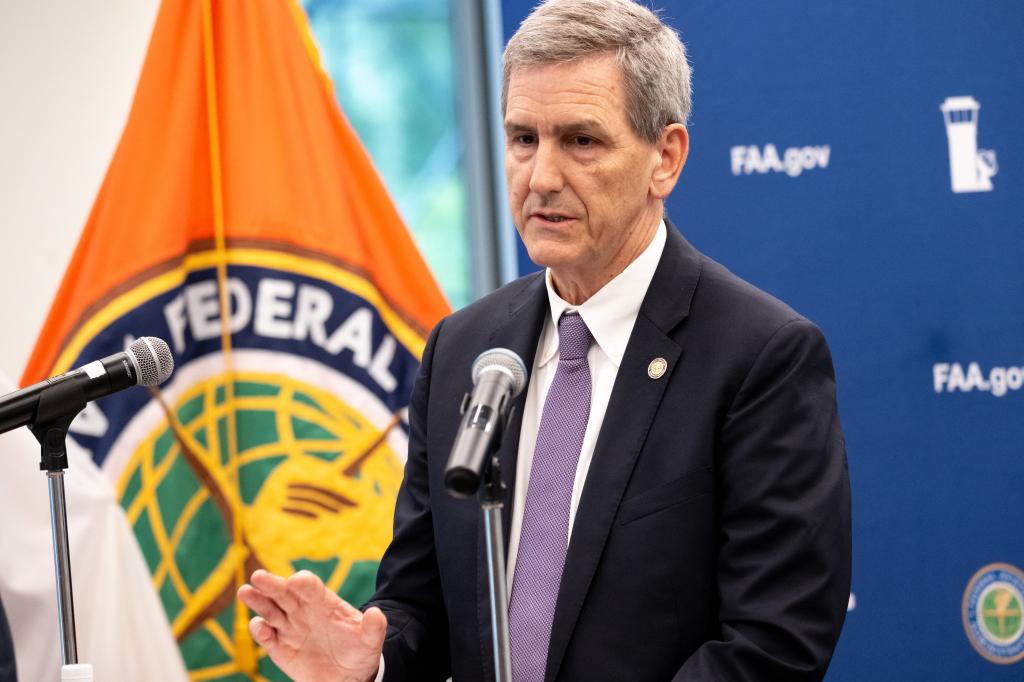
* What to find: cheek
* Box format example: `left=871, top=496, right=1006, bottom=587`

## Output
left=506, top=188, right=530, bottom=235
left=579, top=173, right=624, bottom=223
left=509, top=193, right=528, bottom=230
left=601, top=162, right=649, bottom=211
left=580, top=173, right=644, bottom=242
left=505, top=167, right=528, bottom=209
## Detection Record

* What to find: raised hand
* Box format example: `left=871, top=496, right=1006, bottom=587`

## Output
left=237, top=569, right=387, bottom=682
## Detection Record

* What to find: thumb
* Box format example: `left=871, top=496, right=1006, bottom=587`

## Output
left=360, top=606, right=387, bottom=648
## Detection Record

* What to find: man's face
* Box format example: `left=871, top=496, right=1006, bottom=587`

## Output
left=504, top=54, right=664, bottom=295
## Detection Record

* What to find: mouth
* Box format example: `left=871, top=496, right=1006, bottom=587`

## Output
left=530, top=211, right=575, bottom=225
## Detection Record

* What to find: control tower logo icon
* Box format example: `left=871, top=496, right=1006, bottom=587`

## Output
left=940, top=96, right=998, bottom=193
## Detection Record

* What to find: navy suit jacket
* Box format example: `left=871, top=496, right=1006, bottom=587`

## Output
left=367, top=224, right=852, bottom=680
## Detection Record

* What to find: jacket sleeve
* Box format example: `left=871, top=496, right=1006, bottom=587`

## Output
left=674, top=319, right=852, bottom=681
left=365, top=320, right=452, bottom=681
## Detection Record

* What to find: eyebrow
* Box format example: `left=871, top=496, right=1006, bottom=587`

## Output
left=504, top=118, right=612, bottom=139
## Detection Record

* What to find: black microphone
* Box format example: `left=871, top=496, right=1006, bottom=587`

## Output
left=0, top=336, right=174, bottom=435
left=445, top=348, right=528, bottom=498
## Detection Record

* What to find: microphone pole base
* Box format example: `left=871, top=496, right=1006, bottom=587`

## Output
left=62, top=663, right=94, bottom=681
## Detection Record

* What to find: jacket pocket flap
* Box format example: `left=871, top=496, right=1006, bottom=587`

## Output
left=618, top=466, right=714, bottom=526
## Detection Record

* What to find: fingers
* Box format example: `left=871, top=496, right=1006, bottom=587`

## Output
left=248, top=616, right=279, bottom=649
left=245, top=567, right=370, bottom=647
left=288, top=570, right=359, bottom=616
left=249, top=569, right=300, bottom=613
left=237, top=584, right=289, bottom=630
left=289, top=570, right=330, bottom=603
left=360, top=606, right=388, bottom=649
left=250, top=568, right=288, bottom=593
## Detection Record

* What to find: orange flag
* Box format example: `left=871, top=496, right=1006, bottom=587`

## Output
left=22, top=1, right=449, bottom=679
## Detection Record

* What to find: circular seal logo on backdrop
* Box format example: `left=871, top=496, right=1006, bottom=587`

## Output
left=962, top=563, right=1024, bottom=664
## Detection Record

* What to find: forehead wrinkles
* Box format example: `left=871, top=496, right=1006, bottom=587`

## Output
left=505, top=58, right=628, bottom=130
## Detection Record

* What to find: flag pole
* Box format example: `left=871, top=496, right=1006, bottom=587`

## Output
left=199, top=0, right=256, bottom=675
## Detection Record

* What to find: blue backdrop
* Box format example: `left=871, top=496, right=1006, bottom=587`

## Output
left=501, top=1, right=1024, bottom=678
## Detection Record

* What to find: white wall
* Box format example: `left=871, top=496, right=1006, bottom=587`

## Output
left=0, top=1, right=160, bottom=382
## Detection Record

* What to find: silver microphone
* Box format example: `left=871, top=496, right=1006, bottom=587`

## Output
left=0, top=336, right=174, bottom=435
left=444, top=348, right=528, bottom=498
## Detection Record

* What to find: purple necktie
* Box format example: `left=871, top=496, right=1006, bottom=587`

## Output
left=509, top=312, right=593, bottom=682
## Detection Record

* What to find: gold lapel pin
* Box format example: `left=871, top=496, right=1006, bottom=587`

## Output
left=647, top=357, right=667, bottom=379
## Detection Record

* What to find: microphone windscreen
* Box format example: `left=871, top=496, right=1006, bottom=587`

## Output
left=471, top=348, right=528, bottom=397
left=127, top=337, right=175, bottom=386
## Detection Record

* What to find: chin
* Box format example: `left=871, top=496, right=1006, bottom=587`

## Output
left=521, top=224, right=581, bottom=260
left=522, top=240, right=578, bottom=270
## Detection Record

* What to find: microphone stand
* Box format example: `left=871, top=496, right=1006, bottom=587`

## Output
left=446, top=393, right=515, bottom=682
left=28, top=379, right=94, bottom=681
left=480, top=453, right=513, bottom=682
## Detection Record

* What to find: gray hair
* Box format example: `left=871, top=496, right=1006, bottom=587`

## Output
left=502, top=0, right=692, bottom=144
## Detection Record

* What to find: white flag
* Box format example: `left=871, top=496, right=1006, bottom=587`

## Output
left=0, top=371, right=187, bottom=681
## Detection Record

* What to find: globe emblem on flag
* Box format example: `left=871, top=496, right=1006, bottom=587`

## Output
left=963, top=563, right=1024, bottom=664
left=118, top=363, right=405, bottom=676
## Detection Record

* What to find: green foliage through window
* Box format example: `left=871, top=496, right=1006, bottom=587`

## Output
left=303, top=0, right=471, bottom=308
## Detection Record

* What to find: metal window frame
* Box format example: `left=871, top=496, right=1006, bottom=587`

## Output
left=450, top=0, right=519, bottom=299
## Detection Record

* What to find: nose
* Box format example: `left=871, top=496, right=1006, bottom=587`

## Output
left=528, top=141, right=564, bottom=194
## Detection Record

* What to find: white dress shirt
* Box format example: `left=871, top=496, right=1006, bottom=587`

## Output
left=377, top=221, right=666, bottom=681
left=506, top=220, right=666, bottom=589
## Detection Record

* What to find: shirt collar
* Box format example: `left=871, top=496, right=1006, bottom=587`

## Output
left=540, top=220, right=667, bottom=369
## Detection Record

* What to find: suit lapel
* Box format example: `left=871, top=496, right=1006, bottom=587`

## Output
left=545, top=223, right=703, bottom=680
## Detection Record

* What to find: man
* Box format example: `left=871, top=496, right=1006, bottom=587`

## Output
left=239, top=0, right=852, bottom=679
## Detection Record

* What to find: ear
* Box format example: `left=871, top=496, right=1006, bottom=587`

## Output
left=650, top=124, right=689, bottom=199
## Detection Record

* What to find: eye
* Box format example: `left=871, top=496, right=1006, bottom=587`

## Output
left=572, top=135, right=597, bottom=148
left=512, top=133, right=537, bottom=146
